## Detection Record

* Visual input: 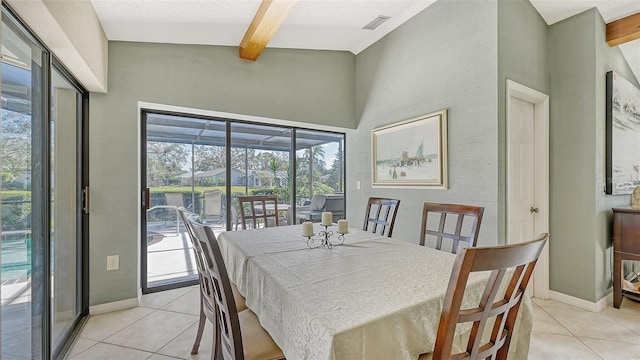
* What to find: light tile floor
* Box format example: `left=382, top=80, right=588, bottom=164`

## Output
left=69, top=288, right=640, bottom=359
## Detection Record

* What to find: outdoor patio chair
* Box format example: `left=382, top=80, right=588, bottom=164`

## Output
left=202, top=190, right=223, bottom=225
left=146, top=192, right=185, bottom=233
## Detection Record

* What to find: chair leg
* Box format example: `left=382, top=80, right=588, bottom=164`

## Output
left=191, top=296, right=206, bottom=355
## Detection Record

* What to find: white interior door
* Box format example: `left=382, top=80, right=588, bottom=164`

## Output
left=508, top=97, right=536, bottom=244
left=507, top=80, right=550, bottom=299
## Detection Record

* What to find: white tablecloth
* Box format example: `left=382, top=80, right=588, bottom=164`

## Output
left=217, top=224, right=532, bottom=360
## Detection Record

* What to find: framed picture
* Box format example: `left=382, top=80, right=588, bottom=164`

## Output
left=372, top=109, right=448, bottom=188
left=606, top=71, right=640, bottom=195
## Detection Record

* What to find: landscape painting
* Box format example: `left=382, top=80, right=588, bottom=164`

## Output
left=372, top=110, right=447, bottom=188
left=606, top=71, right=640, bottom=195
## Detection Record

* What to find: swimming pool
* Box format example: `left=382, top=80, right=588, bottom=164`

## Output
left=1, top=236, right=31, bottom=282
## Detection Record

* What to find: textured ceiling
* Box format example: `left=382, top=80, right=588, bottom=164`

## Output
left=89, top=0, right=640, bottom=78
left=89, top=0, right=436, bottom=54
left=530, top=0, right=640, bottom=25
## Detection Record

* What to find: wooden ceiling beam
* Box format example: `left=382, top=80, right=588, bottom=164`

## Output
left=607, top=12, right=640, bottom=47
left=239, top=0, right=297, bottom=61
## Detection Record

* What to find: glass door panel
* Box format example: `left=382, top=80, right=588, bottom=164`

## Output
left=294, top=130, right=345, bottom=224
left=144, top=113, right=226, bottom=290
left=230, top=123, right=292, bottom=229
left=1, top=7, right=87, bottom=359
left=1, top=13, right=45, bottom=359
left=50, top=68, right=80, bottom=351
left=191, top=119, right=227, bottom=231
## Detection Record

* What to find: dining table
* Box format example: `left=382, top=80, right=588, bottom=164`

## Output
left=217, top=223, right=533, bottom=360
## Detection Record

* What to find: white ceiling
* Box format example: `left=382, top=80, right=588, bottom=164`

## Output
left=89, top=0, right=640, bottom=72
left=530, top=0, right=640, bottom=24
left=528, top=0, right=640, bottom=83
left=89, top=0, right=436, bottom=54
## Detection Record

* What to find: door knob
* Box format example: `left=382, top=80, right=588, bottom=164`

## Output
left=530, top=207, right=539, bottom=214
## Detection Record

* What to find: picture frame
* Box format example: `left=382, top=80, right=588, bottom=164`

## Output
left=372, top=109, right=448, bottom=188
left=606, top=71, right=640, bottom=195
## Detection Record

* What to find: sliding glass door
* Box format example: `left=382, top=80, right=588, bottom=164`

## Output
left=1, top=6, right=88, bottom=359
left=142, top=111, right=345, bottom=292
left=143, top=113, right=227, bottom=290
left=0, top=13, right=45, bottom=359
left=50, top=66, right=84, bottom=355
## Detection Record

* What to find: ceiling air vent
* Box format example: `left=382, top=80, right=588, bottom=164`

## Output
left=362, top=15, right=390, bottom=30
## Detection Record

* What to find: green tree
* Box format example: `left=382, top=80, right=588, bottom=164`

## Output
left=193, top=145, right=257, bottom=172
left=306, top=145, right=327, bottom=195
left=1, top=111, right=31, bottom=186
left=193, top=145, right=225, bottom=171
left=295, top=145, right=328, bottom=200
left=328, top=149, right=343, bottom=192
left=307, top=145, right=326, bottom=170
left=147, top=142, right=189, bottom=187
left=268, top=157, right=281, bottom=186
left=254, top=152, right=273, bottom=170
left=230, top=147, right=257, bottom=170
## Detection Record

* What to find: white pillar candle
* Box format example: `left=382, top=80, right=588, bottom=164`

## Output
left=321, top=212, right=333, bottom=226
left=338, top=219, right=348, bottom=234
left=302, top=221, right=314, bottom=237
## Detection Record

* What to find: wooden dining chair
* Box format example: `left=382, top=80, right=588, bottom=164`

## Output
left=188, top=216, right=285, bottom=360
left=238, top=195, right=279, bottom=230
left=362, top=197, right=401, bottom=237
left=176, top=208, right=247, bottom=356
left=419, top=233, right=549, bottom=360
left=419, top=202, right=484, bottom=253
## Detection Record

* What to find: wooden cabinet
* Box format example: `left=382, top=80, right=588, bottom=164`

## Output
left=612, top=208, right=640, bottom=308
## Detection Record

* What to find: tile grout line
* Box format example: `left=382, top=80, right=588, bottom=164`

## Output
left=574, top=337, right=606, bottom=360
left=97, top=308, right=200, bottom=357
left=152, top=288, right=205, bottom=359
left=152, top=317, right=202, bottom=359
left=535, top=304, right=578, bottom=338
left=73, top=307, right=160, bottom=357
left=599, top=307, right=640, bottom=337
left=534, top=301, right=637, bottom=359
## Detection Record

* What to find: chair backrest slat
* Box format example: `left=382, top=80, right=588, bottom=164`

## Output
left=362, top=197, right=400, bottom=237
left=420, top=202, right=484, bottom=253
left=432, top=233, right=548, bottom=360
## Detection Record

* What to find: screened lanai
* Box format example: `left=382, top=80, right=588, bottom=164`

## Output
left=142, top=111, right=345, bottom=290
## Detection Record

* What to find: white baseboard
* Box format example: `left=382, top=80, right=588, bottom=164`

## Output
left=549, top=290, right=610, bottom=312
left=89, top=296, right=140, bottom=315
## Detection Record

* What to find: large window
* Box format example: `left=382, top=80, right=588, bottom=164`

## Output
left=142, top=111, right=346, bottom=292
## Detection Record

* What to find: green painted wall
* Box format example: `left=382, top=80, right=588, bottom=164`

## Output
left=497, top=0, right=549, bottom=243
left=86, top=1, right=639, bottom=307
left=595, top=11, right=640, bottom=301
left=549, top=8, right=638, bottom=302
left=89, top=42, right=355, bottom=305
left=548, top=9, right=599, bottom=302
left=352, top=0, right=499, bottom=244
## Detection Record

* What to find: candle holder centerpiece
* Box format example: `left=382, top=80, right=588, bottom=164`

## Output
left=302, top=212, right=348, bottom=249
